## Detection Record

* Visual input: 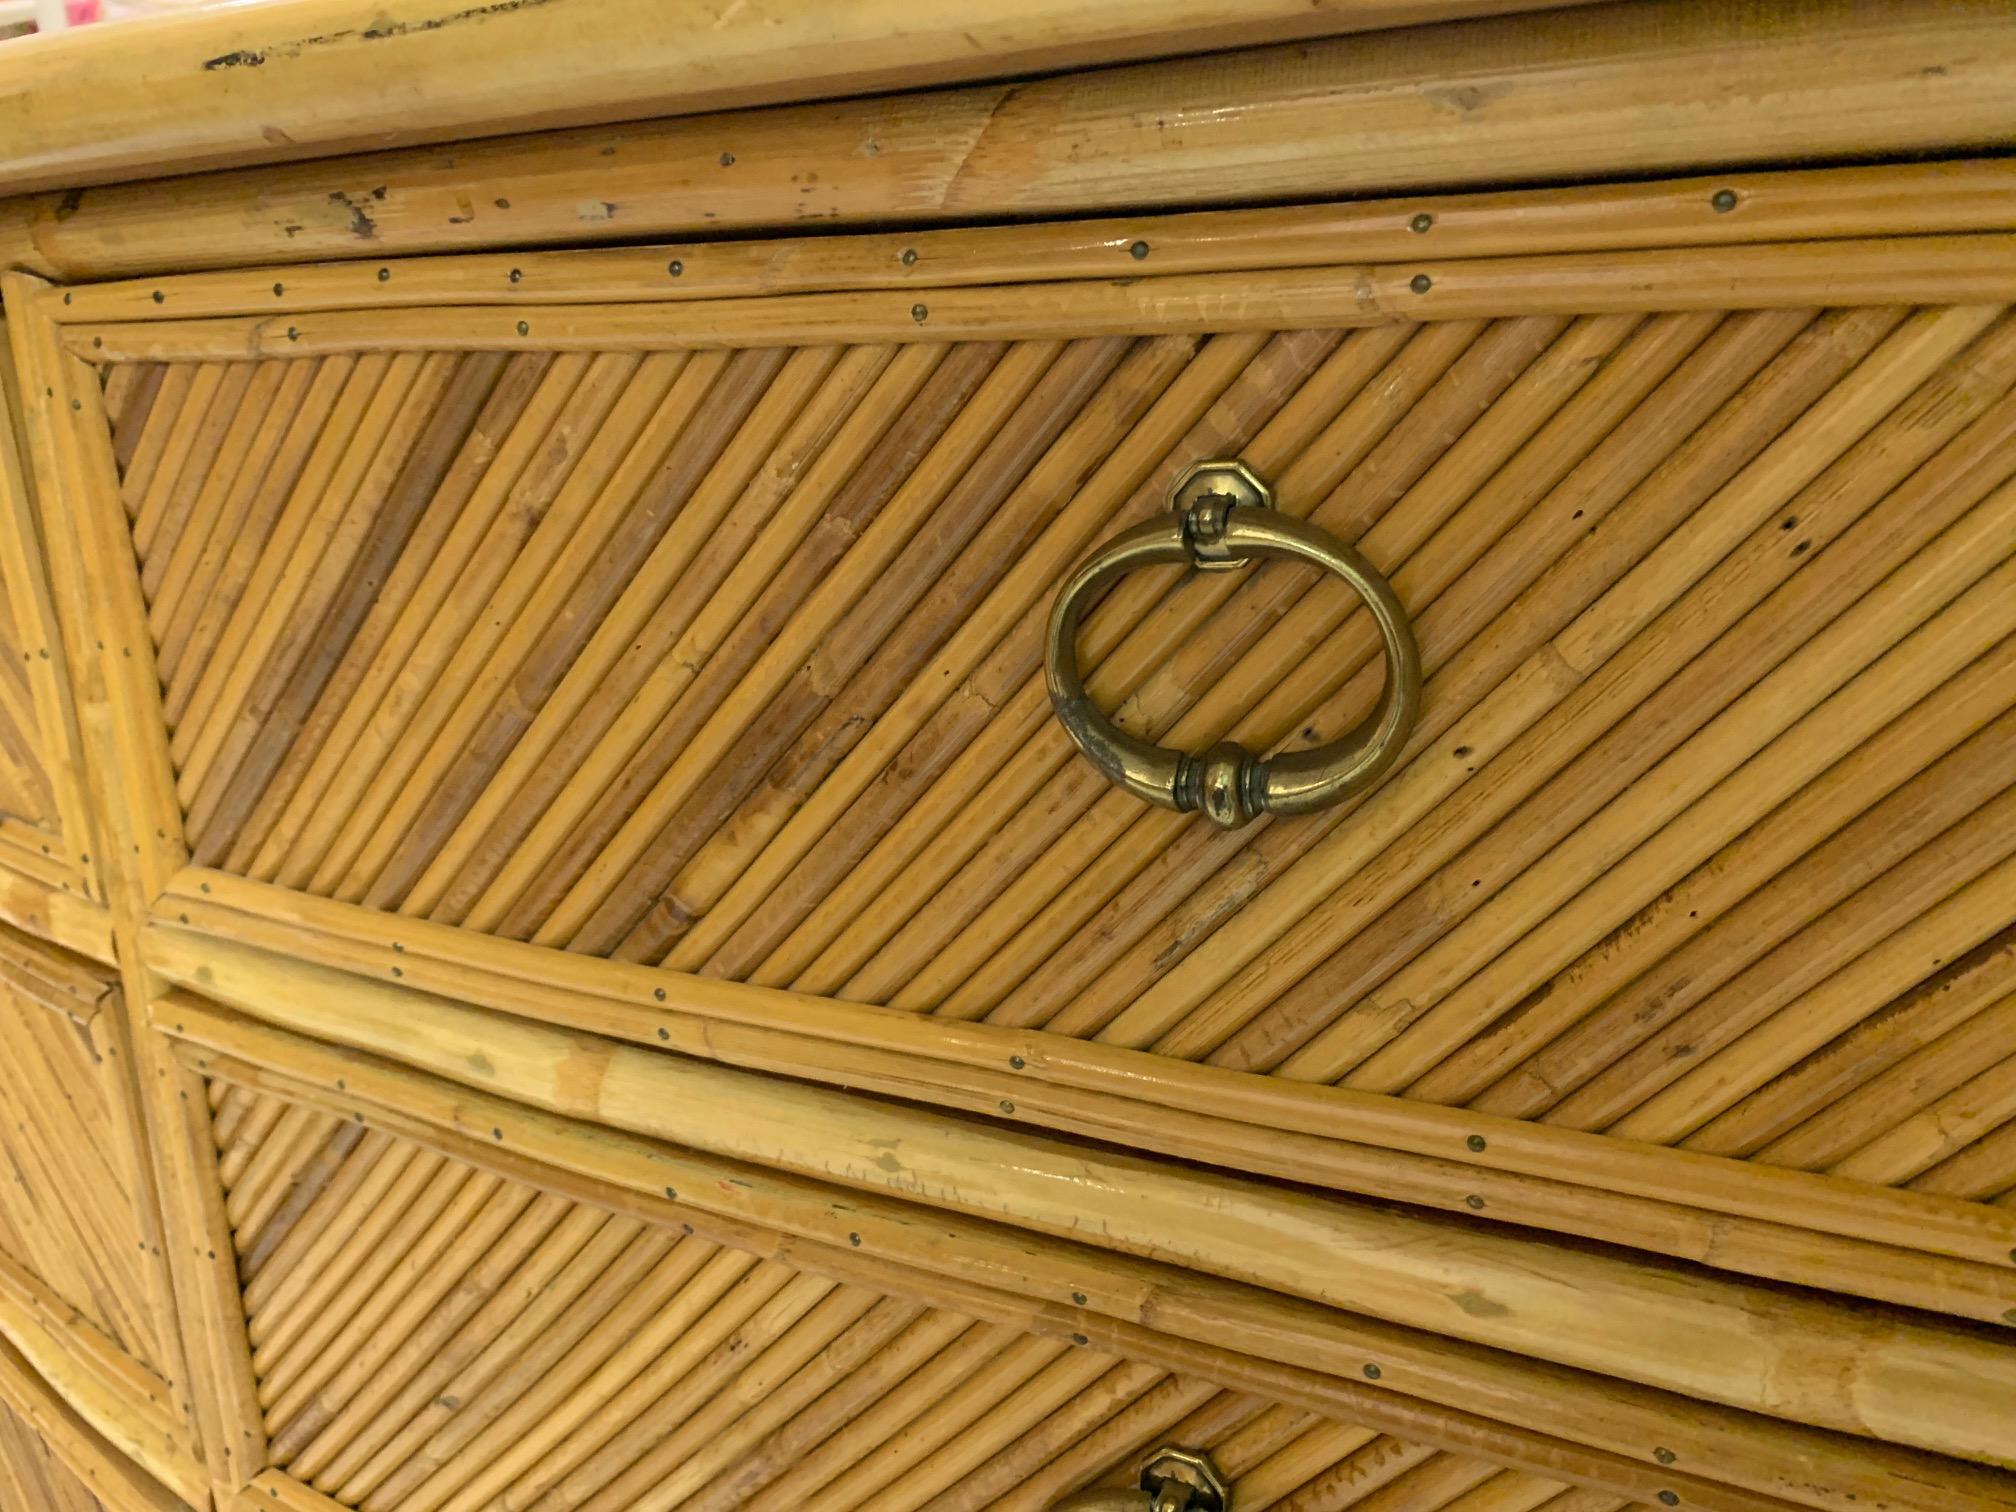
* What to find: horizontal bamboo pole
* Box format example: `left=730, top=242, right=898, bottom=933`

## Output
left=0, top=0, right=1580, bottom=195
left=4, top=1, right=2011, bottom=277
left=140, top=929, right=2016, bottom=1467
left=39, top=161, right=2016, bottom=324
left=58, top=237, right=2016, bottom=362
left=165, top=1011, right=2016, bottom=1512
left=149, top=874, right=2016, bottom=1273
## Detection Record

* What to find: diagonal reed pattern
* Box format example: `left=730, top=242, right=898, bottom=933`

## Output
left=208, top=1080, right=1573, bottom=1512
left=125, top=308, right=2016, bottom=1199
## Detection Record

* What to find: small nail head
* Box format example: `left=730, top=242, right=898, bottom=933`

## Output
left=668, top=259, right=683, bottom=277
left=998, top=1099, right=1015, bottom=1114
left=911, top=303, right=929, bottom=323
left=1711, top=188, right=1738, bottom=213
left=1659, top=1494, right=1680, bottom=1507
left=1410, top=213, right=1434, bottom=233
left=1009, top=1055, right=1025, bottom=1069
left=900, top=248, right=918, bottom=266
left=1465, top=1195, right=1485, bottom=1210
left=516, top=320, right=530, bottom=336
left=1129, top=240, right=1150, bottom=260
left=377, top=267, right=390, bottom=281
left=1466, top=1134, right=1487, bottom=1152
left=1410, top=273, right=1433, bottom=294
left=1363, top=1363, right=1382, bottom=1380
left=1654, top=1449, right=1677, bottom=1466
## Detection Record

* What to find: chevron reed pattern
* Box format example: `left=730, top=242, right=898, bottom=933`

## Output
left=116, top=310, right=2016, bottom=1198
left=0, top=932, right=168, bottom=1382
left=209, top=1080, right=1658, bottom=1512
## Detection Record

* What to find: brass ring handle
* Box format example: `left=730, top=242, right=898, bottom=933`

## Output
left=1045, top=460, right=1421, bottom=829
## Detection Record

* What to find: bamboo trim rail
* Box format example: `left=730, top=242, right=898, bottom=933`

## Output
left=0, top=1335, right=190, bottom=1512
left=146, top=874, right=2016, bottom=1280
left=2, top=1, right=2010, bottom=276
left=0, top=0, right=1587, bottom=195
left=135, top=922, right=2016, bottom=1470
left=56, top=237, right=2016, bottom=362
left=160, top=1002, right=2016, bottom=1512
left=37, top=161, right=2016, bottom=323
left=0, top=1255, right=202, bottom=1507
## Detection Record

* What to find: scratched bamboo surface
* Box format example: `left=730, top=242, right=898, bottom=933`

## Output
left=207, top=1079, right=1619, bottom=1512
left=111, top=299, right=2016, bottom=1192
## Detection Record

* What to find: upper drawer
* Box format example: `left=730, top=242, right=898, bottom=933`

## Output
left=33, top=177, right=2016, bottom=1193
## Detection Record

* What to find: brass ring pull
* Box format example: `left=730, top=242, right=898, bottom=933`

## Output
left=1045, top=460, right=1421, bottom=829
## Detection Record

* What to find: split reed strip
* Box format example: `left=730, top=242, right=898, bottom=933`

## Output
left=296, top=350, right=660, bottom=896
left=1168, top=305, right=2016, bottom=1068
left=238, top=1124, right=388, bottom=1291
left=358, top=344, right=798, bottom=910
left=263, top=1179, right=541, bottom=1445
left=1830, top=1053, right=2016, bottom=1186
left=1749, top=989, right=2016, bottom=1172
left=144, top=880, right=2016, bottom=1278
left=131, top=361, right=258, bottom=591
left=593, top=338, right=1137, bottom=961
left=323, top=343, right=728, bottom=904
left=756, top=1323, right=1032, bottom=1508
left=837, top=1338, right=1116, bottom=1511
left=1286, top=496, right=2016, bottom=1092
left=179, top=351, right=458, bottom=818
left=252, top=1156, right=476, bottom=1409
left=60, top=235, right=2016, bottom=361
left=839, top=316, right=1570, bottom=1008
left=235, top=350, right=569, bottom=882
left=905, top=1358, right=1170, bottom=1512
left=1596, top=849, right=2016, bottom=1146
left=1441, top=653, right=2016, bottom=1117
left=234, top=1120, right=368, bottom=1279
left=923, top=313, right=1661, bottom=1024
left=320, top=1217, right=658, bottom=1504
left=656, top=328, right=1271, bottom=974
left=453, top=341, right=950, bottom=934
left=1913, top=1122, right=2016, bottom=1202
left=178, top=1032, right=2005, bottom=1512
left=751, top=322, right=1461, bottom=993
left=514, top=340, right=1020, bottom=946
left=224, top=1102, right=345, bottom=1241
left=387, top=1240, right=744, bottom=1512
left=214, top=1092, right=287, bottom=1190
left=1324, top=375, right=2016, bottom=1094
left=676, top=1310, right=981, bottom=1512
left=147, top=972, right=2016, bottom=1467
left=949, top=307, right=1792, bottom=1040
left=1694, top=926, right=2016, bottom=1160
left=113, top=363, right=192, bottom=517
left=188, top=351, right=512, bottom=864
left=389, top=342, right=855, bottom=920
left=554, top=1284, right=889, bottom=1512
left=1271, top=1435, right=1437, bottom=1512
left=103, top=362, right=162, bottom=471
left=1117, top=302, right=1984, bottom=1068
left=215, top=353, right=552, bottom=871
left=50, top=162, right=2016, bottom=324
left=478, top=1260, right=816, bottom=1512
left=143, top=359, right=287, bottom=631
left=126, top=360, right=224, bottom=557
left=156, top=356, right=349, bottom=703
left=1219, top=1420, right=1382, bottom=1510
left=166, top=351, right=395, bottom=758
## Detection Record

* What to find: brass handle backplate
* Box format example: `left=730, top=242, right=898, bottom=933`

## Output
left=1045, top=460, right=1421, bottom=829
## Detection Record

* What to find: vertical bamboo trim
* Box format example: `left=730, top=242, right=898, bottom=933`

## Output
left=4, top=271, right=265, bottom=1496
